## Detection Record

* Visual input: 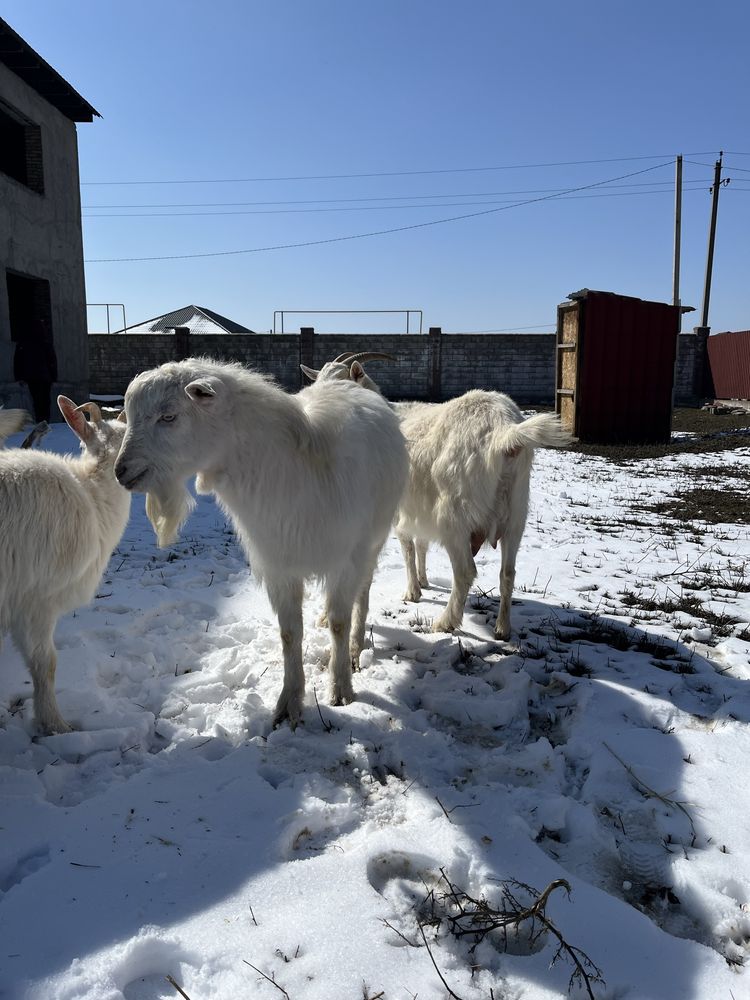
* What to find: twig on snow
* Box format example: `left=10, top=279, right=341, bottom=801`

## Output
left=165, top=974, right=192, bottom=1000
left=604, top=742, right=696, bottom=841
left=243, top=960, right=290, bottom=999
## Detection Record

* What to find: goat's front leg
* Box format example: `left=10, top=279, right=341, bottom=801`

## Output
left=399, top=535, right=422, bottom=602
left=13, top=620, right=71, bottom=734
left=266, top=578, right=305, bottom=727
left=433, top=536, right=476, bottom=633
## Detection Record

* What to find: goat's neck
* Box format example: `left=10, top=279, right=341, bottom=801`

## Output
left=70, top=453, right=129, bottom=535
left=202, top=387, right=316, bottom=496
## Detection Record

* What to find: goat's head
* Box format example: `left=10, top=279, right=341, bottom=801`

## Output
left=300, top=351, right=392, bottom=395
left=58, top=396, right=127, bottom=463
left=114, top=360, right=227, bottom=546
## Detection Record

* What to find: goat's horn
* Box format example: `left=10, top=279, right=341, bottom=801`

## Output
left=75, top=401, right=102, bottom=423
left=341, top=352, right=397, bottom=366
left=332, top=352, right=357, bottom=363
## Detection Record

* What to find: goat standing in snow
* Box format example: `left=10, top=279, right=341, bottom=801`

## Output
left=303, top=356, right=570, bottom=639
left=114, top=358, right=409, bottom=727
left=0, top=399, right=131, bottom=733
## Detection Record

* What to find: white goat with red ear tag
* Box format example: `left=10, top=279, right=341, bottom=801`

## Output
left=0, top=397, right=131, bottom=733
left=115, top=358, right=408, bottom=728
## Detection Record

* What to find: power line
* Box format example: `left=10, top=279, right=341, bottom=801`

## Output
left=80, top=178, right=716, bottom=211
left=81, top=185, right=724, bottom=219
left=79, top=152, right=720, bottom=186
left=83, top=160, right=677, bottom=263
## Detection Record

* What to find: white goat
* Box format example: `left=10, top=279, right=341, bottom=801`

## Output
left=0, top=408, right=30, bottom=446
left=303, top=357, right=571, bottom=639
left=114, top=358, right=409, bottom=727
left=0, top=399, right=131, bottom=733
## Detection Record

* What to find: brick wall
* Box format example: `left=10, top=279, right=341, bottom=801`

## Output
left=88, top=329, right=706, bottom=406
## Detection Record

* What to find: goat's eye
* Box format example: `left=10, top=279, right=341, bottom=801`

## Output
left=160, top=414, right=176, bottom=424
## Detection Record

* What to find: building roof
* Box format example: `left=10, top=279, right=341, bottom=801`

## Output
left=0, top=17, right=99, bottom=122
left=117, top=305, right=256, bottom=336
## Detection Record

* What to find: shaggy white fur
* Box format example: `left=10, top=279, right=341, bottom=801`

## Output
left=303, top=360, right=571, bottom=639
left=0, top=399, right=131, bottom=733
left=115, top=358, right=408, bottom=726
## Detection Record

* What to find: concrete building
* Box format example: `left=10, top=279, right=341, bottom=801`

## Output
left=0, top=17, right=98, bottom=417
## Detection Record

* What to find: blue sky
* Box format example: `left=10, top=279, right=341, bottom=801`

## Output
left=5, top=1, right=749, bottom=334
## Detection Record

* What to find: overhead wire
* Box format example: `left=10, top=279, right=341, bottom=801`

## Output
left=83, top=159, right=677, bottom=262
left=79, top=152, right=722, bottom=186
left=81, top=178, right=717, bottom=213
left=81, top=186, right=723, bottom=219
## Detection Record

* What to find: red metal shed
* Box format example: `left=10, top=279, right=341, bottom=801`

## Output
left=556, top=289, right=681, bottom=444
left=707, top=330, right=750, bottom=400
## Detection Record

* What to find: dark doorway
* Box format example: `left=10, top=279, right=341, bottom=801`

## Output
left=7, top=270, right=52, bottom=343
left=7, top=270, right=57, bottom=421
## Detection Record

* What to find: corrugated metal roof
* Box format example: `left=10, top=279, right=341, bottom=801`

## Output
left=117, top=305, right=256, bottom=336
left=0, top=17, right=99, bottom=122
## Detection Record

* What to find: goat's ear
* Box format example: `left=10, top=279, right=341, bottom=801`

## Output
left=300, top=364, right=319, bottom=382
left=58, top=395, right=94, bottom=443
left=185, top=377, right=221, bottom=403
left=116, top=409, right=127, bottom=423
left=350, top=361, right=366, bottom=384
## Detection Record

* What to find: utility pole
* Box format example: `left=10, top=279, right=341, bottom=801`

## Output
left=700, top=151, right=723, bottom=329
left=672, top=155, right=682, bottom=325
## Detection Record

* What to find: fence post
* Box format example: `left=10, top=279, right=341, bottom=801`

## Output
left=172, top=326, right=190, bottom=360
left=299, top=326, right=315, bottom=387
left=428, top=326, right=442, bottom=401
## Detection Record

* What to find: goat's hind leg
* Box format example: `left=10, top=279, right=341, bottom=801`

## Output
left=266, top=578, right=305, bottom=727
left=416, top=539, right=429, bottom=588
left=433, top=535, right=477, bottom=634
left=400, top=536, right=422, bottom=602
left=13, top=619, right=71, bottom=734
left=495, top=527, right=522, bottom=641
left=350, top=549, right=380, bottom=670
left=326, top=568, right=368, bottom=706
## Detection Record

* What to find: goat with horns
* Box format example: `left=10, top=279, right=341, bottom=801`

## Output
left=114, top=358, right=409, bottom=727
left=303, top=354, right=572, bottom=640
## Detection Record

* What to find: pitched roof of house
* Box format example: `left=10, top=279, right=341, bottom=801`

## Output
left=0, top=17, right=99, bottom=122
left=118, top=305, right=256, bottom=336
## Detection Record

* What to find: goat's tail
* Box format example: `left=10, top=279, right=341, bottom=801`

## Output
left=494, top=412, right=572, bottom=457
left=0, top=408, right=31, bottom=447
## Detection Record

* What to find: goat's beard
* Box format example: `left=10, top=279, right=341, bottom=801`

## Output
left=145, top=480, right=195, bottom=548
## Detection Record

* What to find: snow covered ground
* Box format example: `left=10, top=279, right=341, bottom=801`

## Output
left=1, top=421, right=749, bottom=1000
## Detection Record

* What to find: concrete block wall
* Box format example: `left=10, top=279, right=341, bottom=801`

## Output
left=440, top=334, right=555, bottom=402
left=88, top=328, right=707, bottom=407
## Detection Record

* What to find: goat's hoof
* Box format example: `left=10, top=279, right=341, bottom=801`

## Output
left=432, top=616, right=457, bottom=634
left=417, top=576, right=429, bottom=588
left=330, top=684, right=355, bottom=707
left=39, top=717, right=73, bottom=736
left=494, top=626, right=511, bottom=641
left=403, top=588, right=422, bottom=602
left=272, top=695, right=304, bottom=730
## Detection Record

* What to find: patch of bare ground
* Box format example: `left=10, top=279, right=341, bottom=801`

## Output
left=567, top=408, right=750, bottom=463
left=645, top=487, right=750, bottom=526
